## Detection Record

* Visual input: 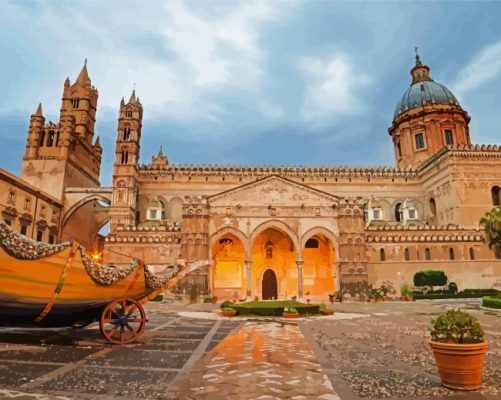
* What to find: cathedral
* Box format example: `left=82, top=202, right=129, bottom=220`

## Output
left=2, top=55, right=501, bottom=301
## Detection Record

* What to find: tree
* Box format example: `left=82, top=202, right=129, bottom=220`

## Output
left=414, top=270, right=448, bottom=291
left=480, top=207, right=501, bottom=259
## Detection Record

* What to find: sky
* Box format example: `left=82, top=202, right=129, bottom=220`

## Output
left=1, top=0, right=500, bottom=186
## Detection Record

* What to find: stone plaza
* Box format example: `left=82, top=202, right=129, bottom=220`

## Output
left=0, top=300, right=499, bottom=400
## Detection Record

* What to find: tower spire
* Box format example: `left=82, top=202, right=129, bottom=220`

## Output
left=76, top=59, right=91, bottom=86
left=34, top=102, right=43, bottom=116
left=410, top=49, right=431, bottom=84
left=129, top=87, right=137, bottom=104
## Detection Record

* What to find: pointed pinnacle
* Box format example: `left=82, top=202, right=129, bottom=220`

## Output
left=35, top=102, right=43, bottom=116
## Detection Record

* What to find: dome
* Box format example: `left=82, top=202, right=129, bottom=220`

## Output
left=393, top=54, right=461, bottom=119
left=146, top=196, right=164, bottom=209
left=394, top=80, right=460, bottom=119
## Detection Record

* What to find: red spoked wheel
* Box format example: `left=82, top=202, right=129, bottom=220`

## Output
left=99, top=298, right=146, bottom=345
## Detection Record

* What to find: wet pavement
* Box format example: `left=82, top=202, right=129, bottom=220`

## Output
left=0, top=300, right=499, bottom=400
left=0, top=307, right=241, bottom=399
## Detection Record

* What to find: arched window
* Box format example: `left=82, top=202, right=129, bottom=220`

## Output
left=425, top=248, right=431, bottom=260
left=120, top=150, right=128, bottom=164
left=404, top=248, right=410, bottom=261
left=397, top=142, right=402, bottom=158
left=492, top=186, right=500, bottom=206
left=55, top=132, right=60, bottom=146
left=395, top=203, right=402, bottom=222
left=469, top=247, right=475, bottom=260
left=123, top=128, right=128, bottom=141
left=429, top=198, right=437, bottom=219
left=449, top=248, right=455, bottom=260
left=39, top=131, right=45, bottom=146
left=380, top=248, right=385, bottom=261
left=305, top=238, right=319, bottom=248
left=126, top=110, right=132, bottom=118
left=72, top=98, right=80, bottom=108
left=47, top=130, right=55, bottom=147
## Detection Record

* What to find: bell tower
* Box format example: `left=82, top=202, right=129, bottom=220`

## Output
left=21, top=61, right=102, bottom=199
left=109, top=90, right=143, bottom=231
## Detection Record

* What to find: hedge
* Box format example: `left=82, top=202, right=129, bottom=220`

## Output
left=230, top=300, right=320, bottom=316
left=414, top=292, right=495, bottom=300
left=482, top=296, right=501, bottom=309
left=462, top=289, right=499, bottom=295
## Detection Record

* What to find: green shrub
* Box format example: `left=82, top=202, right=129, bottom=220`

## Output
left=430, top=309, right=484, bottom=344
left=414, top=270, right=447, bottom=290
left=284, top=306, right=298, bottom=314
left=463, top=288, right=499, bottom=295
left=221, top=307, right=235, bottom=312
left=220, top=300, right=234, bottom=310
left=414, top=291, right=494, bottom=300
left=231, top=300, right=319, bottom=316
left=482, top=296, right=501, bottom=309
left=319, top=303, right=327, bottom=310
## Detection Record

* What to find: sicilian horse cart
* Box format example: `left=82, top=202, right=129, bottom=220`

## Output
left=0, top=220, right=205, bottom=344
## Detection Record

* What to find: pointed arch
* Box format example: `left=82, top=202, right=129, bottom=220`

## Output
left=209, top=226, right=250, bottom=259
left=249, top=219, right=299, bottom=253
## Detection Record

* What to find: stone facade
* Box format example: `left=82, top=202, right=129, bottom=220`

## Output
left=2, top=56, right=501, bottom=301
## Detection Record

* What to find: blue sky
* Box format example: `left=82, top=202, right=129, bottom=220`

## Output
left=1, top=0, right=500, bottom=186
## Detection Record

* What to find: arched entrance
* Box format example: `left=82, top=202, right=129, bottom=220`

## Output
left=250, top=226, right=297, bottom=300
left=262, top=269, right=278, bottom=300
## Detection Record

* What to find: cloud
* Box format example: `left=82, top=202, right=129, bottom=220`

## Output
left=258, top=100, right=284, bottom=120
left=298, top=55, right=372, bottom=126
left=451, top=40, right=501, bottom=97
left=0, top=1, right=297, bottom=125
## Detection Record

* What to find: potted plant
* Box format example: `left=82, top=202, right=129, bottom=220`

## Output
left=221, top=307, right=237, bottom=317
left=189, top=284, right=199, bottom=304
left=319, top=303, right=335, bottom=315
left=400, top=283, right=409, bottom=301
left=358, top=290, right=367, bottom=302
left=282, top=306, right=299, bottom=318
left=429, top=309, right=488, bottom=390
left=328, top=293, right=335, bottom=303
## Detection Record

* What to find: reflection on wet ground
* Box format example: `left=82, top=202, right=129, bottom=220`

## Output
left=171, top=320, right=340, bottom=400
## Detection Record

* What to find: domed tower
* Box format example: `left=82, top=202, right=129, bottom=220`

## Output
left=389, top=53, right=471, bottom=168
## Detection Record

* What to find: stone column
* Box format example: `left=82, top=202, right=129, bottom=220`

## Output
left=296, top=260, right=304, bottom=298
left=245, top=260, right=252, bottom=299
left=335, top=263, right=341, bottom=292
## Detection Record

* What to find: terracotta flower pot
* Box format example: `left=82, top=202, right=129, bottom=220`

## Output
left=429, top=340, right=488, bottom=390
left=282, top=313, right=299, bottom=319
left=221, top=310, right=237, bottom=317
left=321, top=309, right=335, bottom=315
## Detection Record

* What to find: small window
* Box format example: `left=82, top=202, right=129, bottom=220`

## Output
left=373, top=209, right=381, bottom=220
left=7, top=191, right=15, bottom=204
left=469, top=247, right=475, bottom=260
left=20, top=225, right=27, bottom=235
left=395, top=203, right=402, bottom=222
left=5, top=219, right=12, bottom=226
left=149, top=210, right=157, bottom=219
left=135, top=211, right=140, bottom=225
left=425, top=248, right=431, bottom=260
left=449, top=248, right=455, bottom=260
left=48, top=234, right=55, bottom=244
left=305, top=238, right=319, bottom=248
left=36, top=230, right=43, bottom=242
left=47, top=130, right=55, bottom=147
left=120, top=150, right=128, bottom=164
left=415, top=133, right=425, bottom=150
left=72, top=98, right=80, bottom=108
left=380, top=248, right=385, bottom=261
left=444, top=129, right=454, bottom=145
left=126, top=110, right=132, bottom=118
left=408, top=209, right=416, bottom=219
left=404, top=248, right=410, bottom=261
left=492, top=186, right=500, bottom=206
left=40, top=205, right=46, bottom=217
left=397, top=142, right=402, bottom=158
left=24, top=198, right=31, bottom=210
left=429, top=198, right=437, bottom=217
left=39, top=131, right=46, bottom=146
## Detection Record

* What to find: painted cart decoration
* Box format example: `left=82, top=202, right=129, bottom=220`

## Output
left=0, top=221, right=207, bottom=344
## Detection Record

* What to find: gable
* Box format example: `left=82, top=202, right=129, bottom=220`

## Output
left=208, top=176, right=339, bottom=207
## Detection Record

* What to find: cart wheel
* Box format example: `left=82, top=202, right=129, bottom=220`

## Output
left=99, top=298, right=146, bottom=345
